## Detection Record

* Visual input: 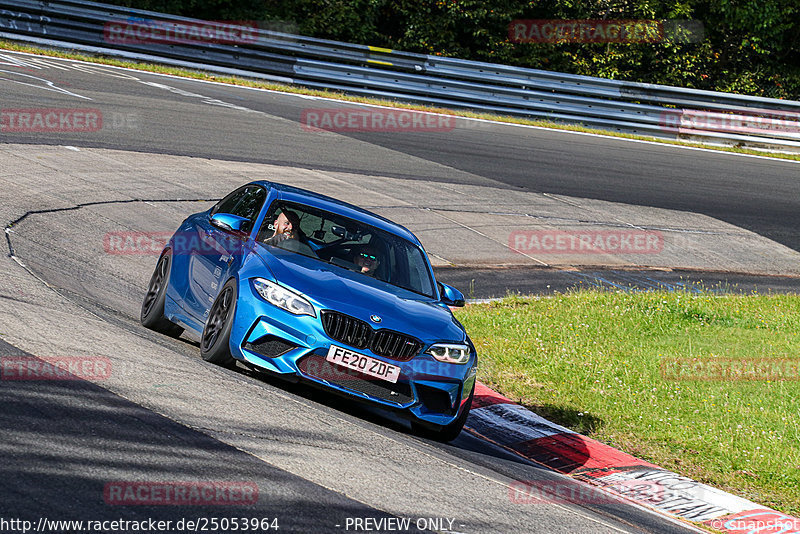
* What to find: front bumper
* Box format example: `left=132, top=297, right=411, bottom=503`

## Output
left=229, top=284, right=477, bottom=426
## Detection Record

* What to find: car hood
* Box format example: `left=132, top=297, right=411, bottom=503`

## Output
left=253, top=244, right=464, bottom=342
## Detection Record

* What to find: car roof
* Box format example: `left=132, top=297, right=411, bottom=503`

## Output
left=251, top=180, right=421, bottom=245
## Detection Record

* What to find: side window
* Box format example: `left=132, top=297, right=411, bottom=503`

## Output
left=258, top=202, right=316, bottom=240
left=229, top=187, right=266, bottom=224
left=212, top=186, right=266, bottom=232
left=212, top=187, right=248, bottom=216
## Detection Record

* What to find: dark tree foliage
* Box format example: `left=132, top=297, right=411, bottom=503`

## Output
left=104, top=0, right=800, bottom=99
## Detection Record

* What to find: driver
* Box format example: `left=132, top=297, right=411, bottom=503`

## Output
left=264, top=210, right=301, bottom=245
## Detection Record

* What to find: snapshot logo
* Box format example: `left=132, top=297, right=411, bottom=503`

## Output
left=508, top=480, right=665, bottom=504
left=301, top=108, right=455, bottom=133
left=1, top=356, right=111, bottom=381
left=706, top=510, right=800, bottom=534
left=104, top=19, right=259, bottom=45
left=1, top=108, right=102, bottom=133
left=509, top=19, right=703, bottom=44
left=661, top=357, right=800, bottom=381
left=103, top=481, right=258, bottom=505
left=509, top=230, right=663, bottom=255
left=661, top=109, right=800, bottom=137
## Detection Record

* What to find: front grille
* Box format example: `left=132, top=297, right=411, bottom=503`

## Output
left=321, top=311, right=421, bottom=362
left=371, top=330, right=422, bottom=361
left=297, top=354, right=413, bottom=405
left=244, top=336, right=296, bottom=358
left=321, top=311, right=370, bottom=349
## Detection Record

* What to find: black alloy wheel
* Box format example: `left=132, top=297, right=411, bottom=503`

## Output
left=200, top=278, right=237, bottom=366
left=140, top=250, right=183, bottom=337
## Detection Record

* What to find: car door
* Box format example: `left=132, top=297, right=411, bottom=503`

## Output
left=184, top=185, right=266, bottom=321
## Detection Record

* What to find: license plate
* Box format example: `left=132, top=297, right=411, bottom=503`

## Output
left=326, top=345, right=401, bottom=384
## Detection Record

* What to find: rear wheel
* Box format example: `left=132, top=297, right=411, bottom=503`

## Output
left=201, top=278, right=237, bottom=366
left=140, top=250, right=183, bottom=337
left=412, top=384, right=475, bottom=442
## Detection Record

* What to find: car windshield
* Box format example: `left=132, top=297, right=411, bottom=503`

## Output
left=257, top=201, right=436, bottom=298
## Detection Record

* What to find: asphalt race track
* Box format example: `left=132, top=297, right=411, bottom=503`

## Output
left=2, top=50, right=799, bottom=295
left=2, top=51, right=798, bottom=252
left=1, top=49, right=797, bottom=533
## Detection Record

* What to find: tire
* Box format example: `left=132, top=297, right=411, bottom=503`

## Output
left=141, top=250, right=183, bottom=337
left=200, top=278, right=237, bottom=366
left=412, top=383, right=475, bottom=442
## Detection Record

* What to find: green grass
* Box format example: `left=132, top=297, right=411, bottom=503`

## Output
left=455, top=290, right=800, bottom=515
left=1, top=39, right=799, bottom=163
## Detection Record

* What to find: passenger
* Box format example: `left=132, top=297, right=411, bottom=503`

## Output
left=355, top=247, right=381, bottom=276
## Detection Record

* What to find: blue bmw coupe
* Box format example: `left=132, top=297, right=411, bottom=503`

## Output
left=141, top=181, right=477, bottom=441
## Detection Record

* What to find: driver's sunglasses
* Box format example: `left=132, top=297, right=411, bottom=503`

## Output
left=359, top=252, right=378, bottom=262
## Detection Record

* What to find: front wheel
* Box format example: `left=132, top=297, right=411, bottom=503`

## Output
left=141, top=250, right=183, bottom=337
left=412, top=384, right=475, bottom=442
left=201, top=278, right=237, bottom=366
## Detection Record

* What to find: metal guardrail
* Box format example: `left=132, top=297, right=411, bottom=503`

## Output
left=1, top=0, right=798, bottom=151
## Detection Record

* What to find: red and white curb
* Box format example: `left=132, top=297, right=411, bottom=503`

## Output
left=465, top=382, right=800, bottom=533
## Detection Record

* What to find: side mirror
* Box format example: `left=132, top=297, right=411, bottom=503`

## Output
left=210, top=213, right=250, bottom=235
left=438, top=282, right=465, bottom=307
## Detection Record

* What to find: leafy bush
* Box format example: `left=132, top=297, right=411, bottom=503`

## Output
left=104, top=0, right=800, bottom=99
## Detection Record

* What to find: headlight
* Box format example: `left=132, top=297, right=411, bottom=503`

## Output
left=426, top=343, right=471, bottom=364
left=253, top=278, right=315, bottom=317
